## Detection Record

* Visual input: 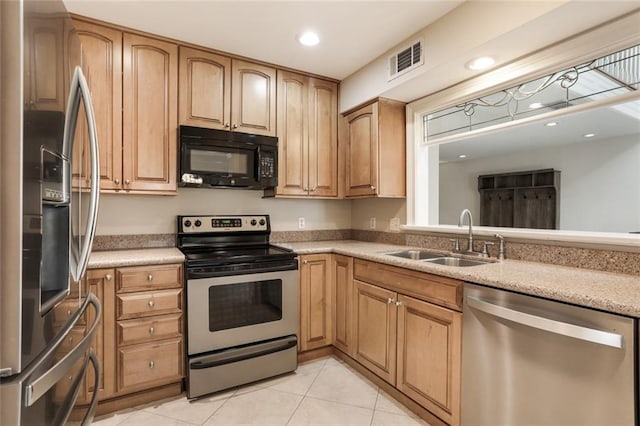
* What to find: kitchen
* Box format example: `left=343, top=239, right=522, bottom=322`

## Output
left=1, top=1, right=639, bottom=425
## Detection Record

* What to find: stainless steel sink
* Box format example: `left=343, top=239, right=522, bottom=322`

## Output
left=386, top=249, right=444, bottom=260
left=424, top=257, right=492, bottom=267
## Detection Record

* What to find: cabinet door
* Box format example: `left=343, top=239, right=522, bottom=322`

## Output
left=308, top=78, right=338, bottom=197
left=83, top=269, right=116, bottom=403
left=178, top=46, right=231, bottom=130
left=24, top=17, right=65, bottom=111
left=122, top=33, right=177, bottom=192
left=346, top=102, right=378, bottom=197
left=276, top=70, right=308, bottom=196
left=231, top=59, right=276, bottom=136
left=72, top=20, right=123, bottom=191
left=332, top=255, right=353, bottom=355
left=396, top=294, right=461, bottom=426
left=299, top=254, right=333, bottom=351
left=354, top=279, right=396, bottom=384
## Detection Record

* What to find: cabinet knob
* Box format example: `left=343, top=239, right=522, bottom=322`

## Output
left=148, top=299, right=155, bottom=308
left=68, top=336, right=74, bottom=344
left=105, top=274, right=112, bottom=281
left=302, top=260, right=308, bottom=264
left=387, top=297, right=394, bottom=304
left=148, top=360, right=155, bottom=369
left=310, top=187, right=317, bottom=192
left=396, top=301, right=402, bottom=307
left=224, top=122, right=230, bottom=128
left=147, top=274, right=153, bottom=281
left=232, top=123, right=238, bottom=129
left=114, top=178, right=120, bottom=185
left=149, top=326, right=155, bottom=335
left=67, top=309, right=72, bottom=317
left=124, top=179, right=130, bottom=185
left=370, top=185, right=376, bottom=191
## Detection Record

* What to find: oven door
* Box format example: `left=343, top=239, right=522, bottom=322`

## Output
left=187, top=269, right=299, bottom=355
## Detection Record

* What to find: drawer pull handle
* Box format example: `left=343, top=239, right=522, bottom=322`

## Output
left=147, top=274, right=153, bottom=281
left=148, top=300, right=155, bottom=308
left=105, top=274, right=112, bottom=281
left=149, top=327, right=155, bottom=335
left=148, top=361, right=155, bottom=369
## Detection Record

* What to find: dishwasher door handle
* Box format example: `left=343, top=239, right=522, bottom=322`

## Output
left=467, top=296, right=624, bottom=348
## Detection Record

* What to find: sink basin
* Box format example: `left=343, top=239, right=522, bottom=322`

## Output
left=386, top=249, right=444, bottom=260
left=424, top=257, right=492, bottom=267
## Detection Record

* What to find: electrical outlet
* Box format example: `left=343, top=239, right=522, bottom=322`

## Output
left=369, top=217, right=376, bottom=229
left=390, top=217, right=401, bottom=232
left=298, top=217, right=305, bottom=229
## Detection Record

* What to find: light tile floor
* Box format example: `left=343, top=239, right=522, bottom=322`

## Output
left=92, top=356, right=430, bottom=426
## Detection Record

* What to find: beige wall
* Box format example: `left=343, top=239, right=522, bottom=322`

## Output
left=96, top=189, right=352, bottom=235
left=351, top=198, right=407, bottom=232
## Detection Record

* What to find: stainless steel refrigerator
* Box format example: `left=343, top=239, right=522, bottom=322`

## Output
left=1, top=0, right=102, bottom=424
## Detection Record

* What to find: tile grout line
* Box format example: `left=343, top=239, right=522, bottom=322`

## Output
left=371, top=388, right=382, bottom=426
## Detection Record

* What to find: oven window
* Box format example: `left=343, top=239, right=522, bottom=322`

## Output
left=209, top=280, right=282, bottom=331
left=190, top=149, right=248, bottom=175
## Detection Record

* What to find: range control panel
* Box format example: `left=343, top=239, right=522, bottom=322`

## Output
left=180, top=215, right=269, bottom=233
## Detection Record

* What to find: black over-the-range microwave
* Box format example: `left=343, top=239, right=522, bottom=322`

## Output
left=179, top=125, right=278, bottom=189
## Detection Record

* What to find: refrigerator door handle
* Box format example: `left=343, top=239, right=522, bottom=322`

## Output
left=52, top=350, right=101, bottom=426
left=23, top=293, right=101, bottom=406
left=65, top=66, right=100, bottom=283
left=467, top=295, right=624, bottom=348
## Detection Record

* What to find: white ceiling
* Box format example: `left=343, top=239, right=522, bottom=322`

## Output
left=63, top=0, right=463, bottom=80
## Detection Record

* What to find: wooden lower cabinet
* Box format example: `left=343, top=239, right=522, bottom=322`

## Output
left=76, top=263, right=184, bottom=415
left=332, top=255, right=353, bottom=355
left=299, top=254, right=333, bottom=351
left=349, top=259, right=462, bottom=426
left=396, top=294, right=461, bottom=426
left=353, top=280, right=397, bottom=385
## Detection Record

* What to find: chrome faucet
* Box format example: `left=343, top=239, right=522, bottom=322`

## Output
left=458, top=209, right=474, bottom=253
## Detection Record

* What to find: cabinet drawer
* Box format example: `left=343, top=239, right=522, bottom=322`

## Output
left=117, top=289, right=182, bottom=320
left=117, top=337, right=183, bottom=393
left=52, top=299, right=87, bottom=326
left=118, top=313, right=183, bottom=346
left=354, top=259, right=462, bottom=311
left=117, top=264, right=182, bottom=293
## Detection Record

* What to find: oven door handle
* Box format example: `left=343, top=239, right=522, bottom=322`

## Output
left=190, top=338, right=297, bottom=370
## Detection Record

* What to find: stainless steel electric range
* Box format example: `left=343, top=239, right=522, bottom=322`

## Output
left=177, top=215, right=299, bottom=399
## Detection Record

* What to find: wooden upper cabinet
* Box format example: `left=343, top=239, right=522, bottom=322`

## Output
left=231, top=59, right=276, bottom=136
left=24, top=17, right=65, bottom=111
left=272, top=70, right=338, bottom=198
left=71, top=20, right=123, bottom=191
left=122, top=33, right=178, bottom=192
left=178, top=52, right=275, bottom=136
left=344, top=98, right=406, bottom=198
left=178, top=46, right=231, bottom=129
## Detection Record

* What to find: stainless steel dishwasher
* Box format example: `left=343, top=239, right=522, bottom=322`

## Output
left=462, top=283, right=637, bottom=426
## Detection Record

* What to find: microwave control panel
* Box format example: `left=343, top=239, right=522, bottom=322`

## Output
left=259, top=152, right=276, bottom=178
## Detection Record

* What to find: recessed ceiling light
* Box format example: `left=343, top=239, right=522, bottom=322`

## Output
left=545, top=122, right=558, bottom=127
left=298, top=31, right=319, bottom=47
left=584, top=133, right=596, bottom=138
left=529, top=102, right=544, bottom=109
left=465, top=56, right=495, bottom=71
left=458, top=154, right=467, bottom=159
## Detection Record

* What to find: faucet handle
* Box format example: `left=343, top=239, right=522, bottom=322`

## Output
left=449, top=238, right=460, bottom=252
left=495, top=234, right=506, bottom=260
left=481, top=241, right=494, bottom=258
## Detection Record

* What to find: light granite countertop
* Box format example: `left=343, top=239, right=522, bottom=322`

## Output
left=275, top=240, right=640, bottom=318
left=88, top=248, right=185, bottom=268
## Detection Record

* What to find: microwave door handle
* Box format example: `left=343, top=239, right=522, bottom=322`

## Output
left=24, top=293, right=102, bottom=406
left=64, top=66, right=100, bottom=282
left=51, top=349, right=100, bottom=426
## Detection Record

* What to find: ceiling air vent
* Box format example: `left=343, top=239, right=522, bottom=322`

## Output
left=388, top=40, right=423, bottom=81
